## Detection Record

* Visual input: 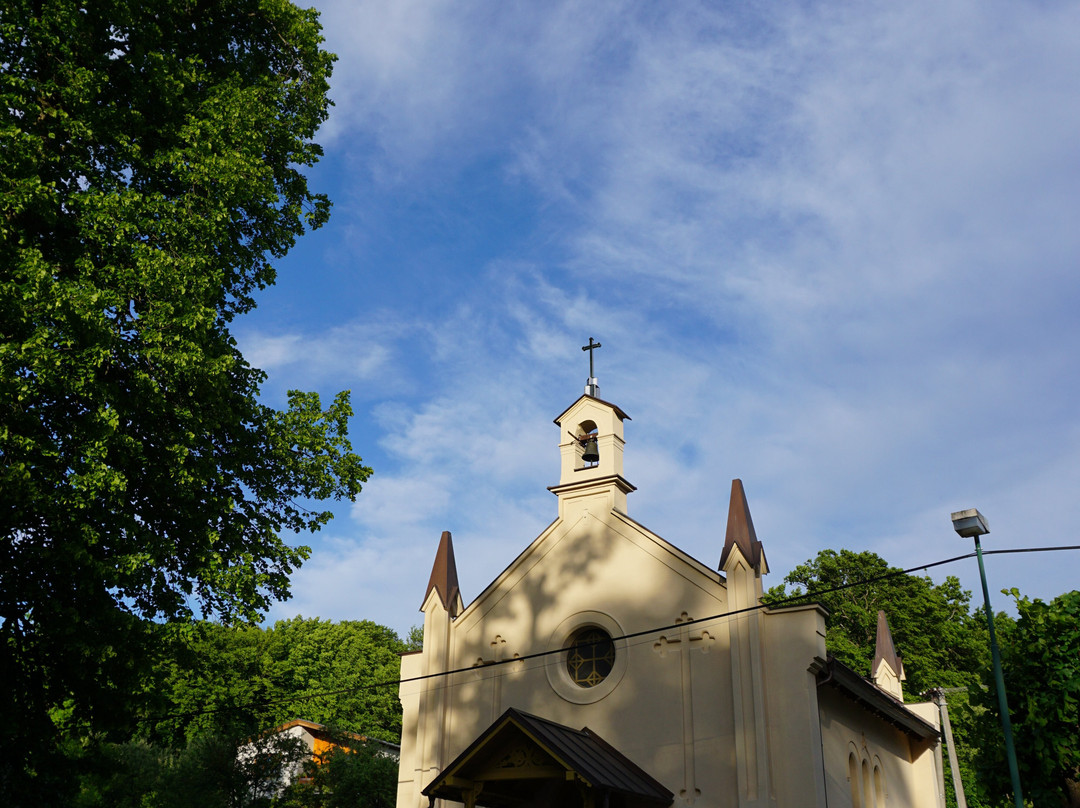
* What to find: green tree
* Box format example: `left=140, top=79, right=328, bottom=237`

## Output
left=763, top=549, right=985, bottom=696
left=74, top=731, right=308, bottom=808
left=974, top=589, right=1080, bottom=808
left=262, top=618, right=406, bottom=743
left=148, top=621, right=279, bottom=748
left=0, top=0, right=368, bottom=798
left=73, top=738, right=165, bottom=808
left=939, top=688, right=1007, bottom=808
left=148, top=619, right=408, bottom=748
left=279, top=738, right=397, bottom=808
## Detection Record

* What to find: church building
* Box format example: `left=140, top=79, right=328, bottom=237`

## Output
left=396, top=367, right=946, bottom=808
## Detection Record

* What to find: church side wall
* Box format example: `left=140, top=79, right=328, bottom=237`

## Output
left=396, top=651, right=425, bottom=808
left=817, top=687, right=944, bottom=808
left=760, top=605, right=830, bottom=808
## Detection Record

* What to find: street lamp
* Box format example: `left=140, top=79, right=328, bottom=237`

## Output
left=951, top=508, right=1024, bottom=808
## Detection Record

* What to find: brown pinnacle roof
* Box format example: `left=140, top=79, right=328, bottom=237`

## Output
left=874, top=610, right=903, bottom=679
left=423, top=530, right=461, bottom=614
left=719, top=478, right=766, bottom=571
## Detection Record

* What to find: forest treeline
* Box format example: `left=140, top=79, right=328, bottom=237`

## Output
left=65, top=617, right=417, bottom=808
left=144, top=618, right=418, bottom=748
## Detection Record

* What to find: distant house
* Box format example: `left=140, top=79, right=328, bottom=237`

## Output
left=241, top=718, right=400, bottom=797
left=271, top=718, right=400, bottom=769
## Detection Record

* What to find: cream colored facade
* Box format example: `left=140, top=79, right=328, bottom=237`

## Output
left=397, top=393, right=946, bottom=808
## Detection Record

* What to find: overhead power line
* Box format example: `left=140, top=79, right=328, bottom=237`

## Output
left=143, top=543, right=1080, bottom=726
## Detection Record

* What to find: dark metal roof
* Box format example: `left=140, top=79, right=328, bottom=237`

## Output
left=424, top=708, right=672, bottom=807
left=817, top=656, right=939, bottom=741
left=524, top=712, right=671, bottom=800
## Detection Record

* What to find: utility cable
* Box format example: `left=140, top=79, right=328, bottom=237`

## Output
left=142, top=543, right=1080, bottom=725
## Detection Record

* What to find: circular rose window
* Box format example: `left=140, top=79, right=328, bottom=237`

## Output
left=566, top=626, right=616, bottom=687
left=547, top=612, right=627, bottom=704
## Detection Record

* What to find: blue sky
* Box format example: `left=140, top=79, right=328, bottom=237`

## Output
left=241, top=0, right=1080, bottom=638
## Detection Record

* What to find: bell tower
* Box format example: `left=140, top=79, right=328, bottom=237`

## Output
left=548, top=339, right=635, bottom=517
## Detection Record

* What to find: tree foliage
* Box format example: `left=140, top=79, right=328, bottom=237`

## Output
left=280, top=739, right=398, bottom=808
left=974, top=589, right=1080, bottom=808
left=74, top=731, right=309, bottom=808
left=0, top=0, right=368, bottom=797
left=148, top=618, right=408, bottom=748
left=74, top=730, right=399, bottom=808
left=763, top=549, right=985, bottom=696
left=72, top=618, right=408, bottom=808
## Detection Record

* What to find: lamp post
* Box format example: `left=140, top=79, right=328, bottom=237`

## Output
left=950, top=508, right=1024, bottom=808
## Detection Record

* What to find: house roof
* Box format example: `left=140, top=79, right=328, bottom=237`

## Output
left=817, top=656, right=938, bottom=741
left=267, top=719, right=401, bottom=753
left=423, top=708, right=672, bottom=807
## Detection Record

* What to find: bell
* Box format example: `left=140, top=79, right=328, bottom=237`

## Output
left=582, top=436, right=600, bottom=464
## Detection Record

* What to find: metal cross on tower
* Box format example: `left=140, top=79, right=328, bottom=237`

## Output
left=582, top=337, right=601, bottom=397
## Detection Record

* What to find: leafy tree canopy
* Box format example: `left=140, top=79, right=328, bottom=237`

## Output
left=280, top=737, right=398, bottom=808
left=148, top=618, right=409, bottom=748
left=72, top=617, right=409, bottom=808
left=74, top=729, right=397, bottom=808
left=0, top=0, right=368, bottom=796
left=73, top=732, right=302, bottom=808
left=974, top=589, right=1080, bottom=808
left=763, top=548, right=985, bottom=696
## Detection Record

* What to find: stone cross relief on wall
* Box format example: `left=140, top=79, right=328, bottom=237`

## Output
left=653, top=612, right=715, bottom=806
left=473, top=634, right=522, bottom=722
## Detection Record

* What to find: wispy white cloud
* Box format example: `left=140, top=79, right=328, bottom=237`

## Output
left=262, top=0, right=1080, bottom=634
left=236, top=319, right=412, bottom=400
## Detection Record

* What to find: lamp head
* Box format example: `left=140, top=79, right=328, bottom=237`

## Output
left=951, top=508, right=990, bottom=538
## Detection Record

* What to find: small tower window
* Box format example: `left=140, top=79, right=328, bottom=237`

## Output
left=565, top=627, right=615, bottom=687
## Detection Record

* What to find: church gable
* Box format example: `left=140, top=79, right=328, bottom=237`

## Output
left=433, top=514, right=730, bottom=764
left=397, top=367, right=945, bottom=808
left=452, top=503, right=728, bottom=660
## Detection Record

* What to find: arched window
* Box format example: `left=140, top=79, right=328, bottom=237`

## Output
left=848, top=753, right=861, bottom=808
left=873, top=761, right=885, bottom=806
left=862, top=759, right=875, bottom=808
